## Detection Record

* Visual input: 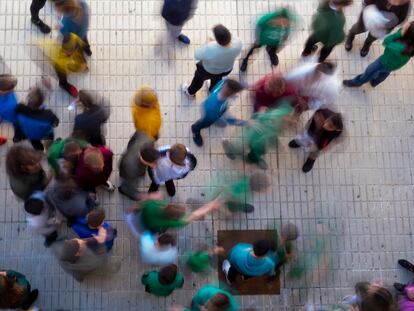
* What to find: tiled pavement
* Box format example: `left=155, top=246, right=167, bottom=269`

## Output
left=1, top=0, right=414, bottom=310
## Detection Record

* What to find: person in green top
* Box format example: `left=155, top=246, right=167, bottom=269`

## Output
left=301, top=0, right=353, bottom=63
left=240, top=7, right=295, bottom=72
left=190, top=284, right=239, bottom=311
left=343, top=22, right=414, bottom=87
left=0, top=269, right=39, bottom=309
left=141, top=264, right=184, bottom=297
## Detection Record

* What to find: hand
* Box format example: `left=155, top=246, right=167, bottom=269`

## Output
left=0, top=271, right=6, bottom=276
left=93, top=227, right=107, bottom=244
left=213, top=246, right=225, bottom=255
left=55, top=24, right=61, bottom=31
left=402, top=21, right=412, bottom=35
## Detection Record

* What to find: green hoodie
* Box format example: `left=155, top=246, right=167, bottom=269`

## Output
left=380, top=28, right=412, bottom=71
left=256, top=8, right=293, bottom=47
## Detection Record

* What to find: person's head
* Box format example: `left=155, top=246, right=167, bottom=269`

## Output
left=26, top=87, right=44, bottom=110
left=55, top=0, right=81, bottom=16
left=213, top=24, right=232, bottom=46
left=316, top=62, right=336, bottom=76
left=158, top=264, right=178, bottom=285
left=62, top=141, right=83, bottom=162
left=24, top=196, right=45, bottom=216
left=87, top=208, right=105, bottom=229
left=269, top=8, right=291, bottom=28
left=139, top=144, right=160, bottom=169
left=6, top=145, right=43, bottom=177
left=249, top=172, right=271, bottom=193
left=362, top=285, right=394, bottom=311
left=0, top=74, right=17, bottom=94
left=83, top=147, right=105, bottom=173
left=264, top=74, right=286, bottom=97
left=134, top=86, right=158, bottom=108
left=0, top=273, right=27, bottom=308
left=164, top=204, right=186, bottom=220
left=157, top=233, right=176, bottom=247
left=330, top=0, right=353, bottom=8
left=323, top=113, right=343, bottom=132
left=405, top=284, right=414, bottom=301
left=60, top=239, right=81, bottom=263
left=169, top=144, right=187, bottom=166
left=77, top=90, right=95, bottom=110
left=388, top=0, right=410, bottom=5
left=204, top=293, right=230, bottom=311
left=253, top=239, right=275, bottom=257
left=220, top=79, right=244, bottom=98
left=280, top=223, right=299, bottom=242
left=56, top=178, right=78, bottom=201
left=400, top=22, right=414, bottom=56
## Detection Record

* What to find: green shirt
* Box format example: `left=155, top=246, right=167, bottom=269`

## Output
left=140, top=200, right=187, bottom=233
left=380, top=29, right=411, bottom=71
left=185, top=251, right=210, bottom=273
left=141, top=271, right=184, bottom=297
left=311, top=4, right=345, bottom=46
left=192, top=285, right=238, bottom=311
left=256, top=10, right=291, bottom=47
left=47, top=138, right=88, bottom=174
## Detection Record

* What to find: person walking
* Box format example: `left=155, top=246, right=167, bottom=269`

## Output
left=141, top=264, right=184, bottom=297
left=0, top=74, right=19, bottom=144
left=30, top=0, right=53, bottom=34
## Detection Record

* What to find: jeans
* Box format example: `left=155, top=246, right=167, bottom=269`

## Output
left=350, top=57, right=391, bottom=87
left=191, top=112, right=243, bottom=136
left=303, top=33, right=335, bottom=62
left=187, top=62, right=231, bottom=95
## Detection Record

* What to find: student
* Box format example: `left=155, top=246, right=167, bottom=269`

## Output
left=240, top=7, right=294, bottom=72
left=72, top=90, right=110, bottom=146
left=161, top=0, right=197, bottom=44
left=0, top=269, right=39, bottom=309
left=302, top=0, right=353, bottom=62
left=222, top=239, right=277, bottom=284
left=190, top=284, right=239, bottom=311
left=141, top=264, right=184, bottom=297
left=191, top=79, right=244, bottom=147
left=130, top=86, right=162, bottom=140
left=6, top=145, right=50, bottom=201
left=74, top=145, right=114, bottom=192
left=30, top=0, right=52, bottom=33
left=24, top=191, right=61, bottom=247
left=15, top=87, right=59, bottom=151
left=0, top=74, right=19, bottom=145
left=288, top=108, right=343, bottom=173
left=345, top=0, right=411, bottom=57
left=119, top=132, right=160, bottom=201
left=72, top=208, right=117, bottom=251
left=342, top=282, right=395, bottom=311
left=185, top=246, right=225, bottom=274
left=140, top=231, right=178, bottom=266
left=148, top=144, right=196, bottom=197
left=343, top=22, right=414, bottom=87
left=182, top=24, right=242, bottom=97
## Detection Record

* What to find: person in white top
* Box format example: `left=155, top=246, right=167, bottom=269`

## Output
left=284, top=61, right=341, bottom=111
left=182, top=24, right=242, bottom=97
left=140, top=231, right=178, bottom=265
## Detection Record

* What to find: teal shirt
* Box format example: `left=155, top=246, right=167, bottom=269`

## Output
left=141, top=271, right=184, bottom=297
left=192, top=285, right=238, bottom=311
left=256, top=9, right=292, bottom=47
left=380, top=29, right=411, bottom=71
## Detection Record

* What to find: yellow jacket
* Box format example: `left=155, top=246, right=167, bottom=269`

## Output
left=131, top=87, right=162, bottom=139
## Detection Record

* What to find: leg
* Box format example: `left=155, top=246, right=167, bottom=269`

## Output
left=343, top=58, right=386, bottom=87
left=302, top=34, right=319, bottom=56
left=55, top=65, right=78, bottom=97
left=265, top=46, right=279, bottom=67
left=119, top=178, right=142, bottom=201
left=165, top=180, right=176, bottom=197
left=369, top=69, right=391, bottom=87
left=346, top=13, right=366, bottom=51
left=187, top=63, right=209, bottom=95
left=240, top=43, right=261, bottom=72
left=82, top=36, right=92, bottom=56
left=191, top=115, right=216, bottom=146
left=318, top=45, right=335, bottom=62
left=227, top=265, right=239, bottom=283
left=360, top=32, right=377, bottom=57
left=30, top=0, right=51, bottom=34
left=30, top=139, right=44, bottom=151
left=148, top=182, right=159, bottom=193
left=209, top=72, right=229, bottom=91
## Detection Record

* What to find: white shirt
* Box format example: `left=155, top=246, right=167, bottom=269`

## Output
left=139, top=231, right=178, bottom=265
left=152, top=146, right=192, bottom=184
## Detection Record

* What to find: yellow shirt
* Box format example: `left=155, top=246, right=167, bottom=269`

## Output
left=131, top=93, right=161, bottom=139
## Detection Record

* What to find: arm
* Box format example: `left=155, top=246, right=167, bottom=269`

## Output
left=383, top=28, right=402, bottom=45
left=186, top=198, right=221, bottom=222
left=194, top=43, right=209, bottom=60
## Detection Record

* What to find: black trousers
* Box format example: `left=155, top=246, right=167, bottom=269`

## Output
left=242, top=43, right=278, bottom=66
left=227, top=265, right=252, bottom=283
left=187, top=62, right=231, bottom=95
left=303, top=33, right=335, bottom=63
left=348, top=13, right=378, bottom=46
left=148, top=180, right=176, bottom=197
left=30, top=0, right=47, bottom=20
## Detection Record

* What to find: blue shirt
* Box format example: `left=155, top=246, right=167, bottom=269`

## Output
left=72, top=216, right=116, bottom=250
left=60, top=1, right=89, bottom=40
left=202, top=81, right=228, bottom=121
left=0, top=92, right=18, bottom=123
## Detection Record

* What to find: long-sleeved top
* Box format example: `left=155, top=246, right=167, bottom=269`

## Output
left=131, top=89, right=161, bottom=140
left=0, top=91, right=18, bottom=123
left=195, top=38, right=242, bottom=74
left=139, top=231, right=178, bottom=265
left=256, top=9, right=292, bottom=47
left=364, top=0, right=410, bottom=27
left=60, top=0, right=90, bottom=40
left=8, top=169, right=48, bottom=201
left=73, top=104, right=109, bottom=146
left=308, top=108, right=343, bottom=150
left=161, top=0, right=196, bottom=26
left=191, top=284, right=239, bottom=311
left=72, top=216, right=117, bottom=250
left=380, top=28, right=412, bottom=71
left=311, top=4, right=346, bottom=46
left=141, top=271, right=184, bottom=297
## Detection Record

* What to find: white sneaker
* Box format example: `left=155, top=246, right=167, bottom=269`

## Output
left=181, top=83, right=195, bottom=98
left=222, top=259, right=232, bottom=284
left=102, top=181, right=115, bottom=192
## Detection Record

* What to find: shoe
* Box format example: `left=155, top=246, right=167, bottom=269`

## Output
left=288, top=140, right=300, bottom=148
left=345, top=35, right=354, bottom=52
left=360, top=41, right=371, bottom=57
left=398, top=259, right=414, bottom=273
left=301, top=45, right=317, bottom=58
left=302, top=158, right=315, bottom=173
left=222, top=260, right=233, bottom=285
left=342, top=80, right=360, bottom=88
left=244, top=204, right=255, bottom=213
left=59, top=82, right=78, bottom=97
left=0, top=136, right=7, bottom=145
left=118, top=187, right=141, bottom=201
left=246, top=153, right=268, bottom=170
left=31, top=18, right=51, bottom=34
left=394, top=282, right=406, bottom=292
left=369, top=80, right=380, bottom=88
left=222, top=139, right=236, bottom=160
left=181, top=84, right=195, bottom=98
left=240, top=58, right=248, bottom=72
left=177, top=34, right=190, bottom=44
left=102, top=181, right=115, bottom=192
left=256, top=158, right=268, bottom=170
left=192, top=133, right=203, bottom=147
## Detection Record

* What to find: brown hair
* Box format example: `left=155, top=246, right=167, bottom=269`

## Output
left=55, top=0, right=83, bottom=23
left=0, top=274, right=27, bottom=308
left=158, top=233, right=176, bottom=246
left=158, top=264, right=178, bottom=285
left=27, top=87, right=44, bottom=110
left=61, top=239, right=81, bottom=263
left=164, top=204, right=186, bottom=220
left=205, top=293, right=230, bottom=310
left=0, top=74, right=17, bottom=92
left=213, top=24, right=232, bottom=46
left=83, top=147, right=104, bottom=170
left=169, top=144, right=187, bottom=166
left=87, top=209, right=105, bottom=228
left=62, top=141, right=83, bottom=162
left=6, top=145, right=43, bottom=178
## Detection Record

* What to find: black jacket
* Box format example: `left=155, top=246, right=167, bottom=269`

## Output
left=162, top=0, right=195, bottom=26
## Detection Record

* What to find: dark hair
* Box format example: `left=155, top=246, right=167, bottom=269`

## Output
left=317, top=62, right=336, bottom=75
left=87, top=209, right=105, bottom=228
left=6, top=145, right=43, bottom=178
left=0, top=274, right=27, bottom=308
left=361, top=286, right=394, bottom=311
left=61, top=239, right=81, bottom=263
left=328, top=113, right=343, bottom=131
left=56, top=178, right=78, bottom=201
left=213, top=24, right=232, bottom=46
left=249, top=172, right=270, bottom=192
left=158, top=264, right=178, bottom=285
left=223, top=79, right=244, bottom=95
left=27, top=87, right=44, bottom=110
left=207, top=293, right=230, bottom=310
left=24, top=197, right=44, bottom=215
left=62, top=141, right=82, bottom=162
left=0, top=74, right=17, bottom=92
left=330, top=0, right=353, bottom=6
left=400, top=22, right=414, bottom=56
left=78, top=90, right=96, bottom=110
left=164, top=204, right=186, bottom=220
left=253, top=239, right=275, bottom=257
left=140, top=145, right=160, bottom=163
left=158, top=233, right=176, bottom=246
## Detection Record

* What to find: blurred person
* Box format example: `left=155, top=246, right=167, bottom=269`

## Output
left=74, top=145, right=114, bottom=192
left=71, top=208, right=117, bottom=251
left=161, top=0, right=197, bottom=44
left=141, top=264, right=184, bottom=297
left=24, top=191, right=61, bottom=247
left=182, top=24, right=242, bottom=97
left=394, top=259, right=414, bottom=294
left=118, top=131, right=160, bottom=201
left=0, top=74, right=19, bottom=145
left=288, top=108, right=343, bottom=173
left=345, top=0, right=411, bottom=57
left=272, top=223, right=299, bottom=273
left=284, top=61, right=341, bottom=110
left=30, top=0, right=53, bottom=33
left=184, top=246, right=225, bottom=274
left=342, top=282, right=395, bottom=311
left=131, top=86, right=162, bottom=140
left=6, top=145, right=50, bottom=201
left=343, top=22, right=414, bottom=87
left=14, top=87, right=59, bottom=151
left=148, top=144, right=196, bottom=197
left=139, top=231, right=178, bottom=265
left=396, top=284, right=414, bottom=311
left=301, top=0, right=353, bottom=62
left=72, top=90, right=110, bottom=146
left=191, top=79, right=245, bottom=147
left=240, top=7, right=295, bottom=72
left=0, top=269, right=39, bottom=310
left=190, top=284, right=239, bottom=311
